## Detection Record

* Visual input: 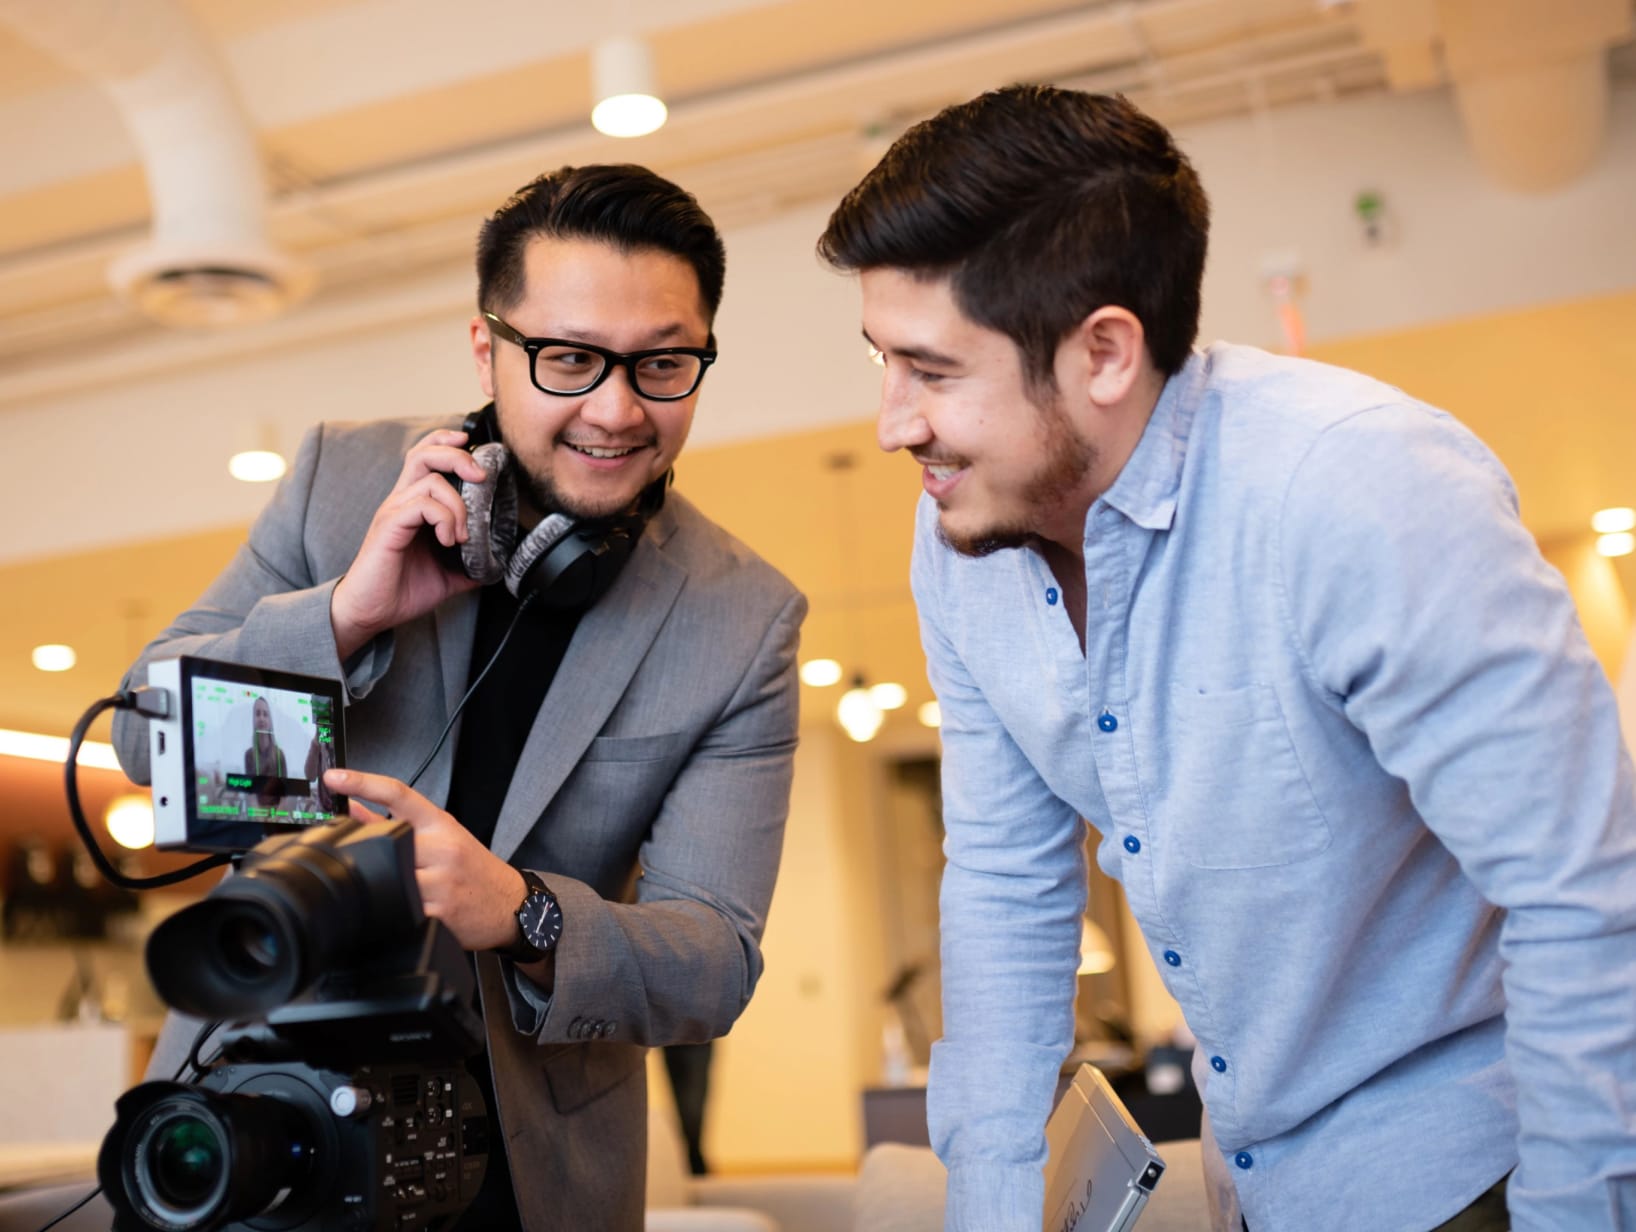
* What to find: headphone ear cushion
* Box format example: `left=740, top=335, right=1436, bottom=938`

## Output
left=504, top=513, right=579, bottom=600
left=458, top=441, right=519, bottom=585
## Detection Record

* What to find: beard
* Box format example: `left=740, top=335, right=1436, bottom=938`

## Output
left=514, top=458, right=614, bottom=522
left=937, top=392, right=1097, bottom=559
left=494, top=399, right=653, bottom=522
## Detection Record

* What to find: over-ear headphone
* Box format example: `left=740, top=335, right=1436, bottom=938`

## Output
left=442, top=404, right=668, bottom=611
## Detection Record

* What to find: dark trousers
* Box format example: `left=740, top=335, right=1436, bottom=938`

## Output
left=1243, top=1173, right=1509, bottom=1232
left=1429, top=1175, right=1510, bottom=1232
left=661, top=1041, right=714, bottom=1176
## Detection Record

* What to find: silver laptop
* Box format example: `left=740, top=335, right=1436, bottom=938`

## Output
left=1043, top=1064, right=1166, bottom=1232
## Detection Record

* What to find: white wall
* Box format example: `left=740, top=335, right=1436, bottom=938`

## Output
left=1189, top=82, right=1636, bottom=348
left=6, top=80, right=1636, bottom=567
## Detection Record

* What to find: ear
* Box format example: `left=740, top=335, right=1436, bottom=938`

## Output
left=1070, top=306, right=1149, bottom=408
left=470, top=314, right=497, bottom=399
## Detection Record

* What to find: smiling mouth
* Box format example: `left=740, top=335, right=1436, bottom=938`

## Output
left=563, top=442, right=647, bottom=459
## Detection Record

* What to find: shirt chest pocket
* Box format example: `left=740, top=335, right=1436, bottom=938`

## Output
left=1159, top=682, right=1332, bottom=870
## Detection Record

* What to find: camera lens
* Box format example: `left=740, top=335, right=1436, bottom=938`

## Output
left=106, top=1083, right=320, bottom=1232
left=132, top=1101, right=228, bottom=1226
left=219, top=909, right=282, bottom=979
left=147, top=820, right=422, bottom=1019
left=149, top=1114, right=222, bottom=1206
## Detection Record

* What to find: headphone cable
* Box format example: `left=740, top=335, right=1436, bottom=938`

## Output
left=405, top=589, right=537, bottom=790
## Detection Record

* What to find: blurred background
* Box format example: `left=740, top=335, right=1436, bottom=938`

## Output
left=2, top=0, right=1635, bottom=1189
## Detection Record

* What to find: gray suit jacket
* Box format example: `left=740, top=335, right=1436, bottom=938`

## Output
left=113, top=416, right=806, bottom=1230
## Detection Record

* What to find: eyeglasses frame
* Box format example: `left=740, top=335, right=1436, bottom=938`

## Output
left=483, top=311, right=717, bottom=402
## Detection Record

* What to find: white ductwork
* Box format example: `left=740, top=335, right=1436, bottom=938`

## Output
left=0, top=0, right=312, bottom=325
left=1450, top=49, right=1611, bottom=195
left=1440, top=0, right=1631, bottom=193
left=1356, top=0, right=1634, bottom=193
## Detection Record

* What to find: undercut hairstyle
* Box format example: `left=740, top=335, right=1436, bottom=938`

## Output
left=476, top=164, right=727, bottom=324
left=818, top=85, right=1210, bottom=381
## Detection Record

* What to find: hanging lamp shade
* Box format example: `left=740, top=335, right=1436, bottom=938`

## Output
left=591, top=36, right=667, bottom=138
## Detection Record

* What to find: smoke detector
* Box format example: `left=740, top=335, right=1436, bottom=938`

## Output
left=109, top=242, right=315, bottom=329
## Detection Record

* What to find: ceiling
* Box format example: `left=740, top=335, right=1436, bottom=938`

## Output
left=1, top=0, right=1634, bottom=749
left=0, top=0, right=1405, bottom=371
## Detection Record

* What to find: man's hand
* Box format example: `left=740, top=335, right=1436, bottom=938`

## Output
left=326, top=767, right=524, bottom=952
left=330, top=429, right=492, bottom=660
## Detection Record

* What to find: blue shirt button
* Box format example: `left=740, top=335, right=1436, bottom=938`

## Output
left=1045, top=587, right=1059, bottom=605
left=1123, top=835, right=1141, bottom=854
left=1211, top=1055, right=1227, bottom=1073
left=1097, top=712, right=1118, bottom=732
left=1162, top=949, right=1181, bottom=967
left=1235, top=1152, right=1254, bottom=1170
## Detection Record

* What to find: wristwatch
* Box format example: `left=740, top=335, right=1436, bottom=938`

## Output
left=498, top=869, right=563, bottom=963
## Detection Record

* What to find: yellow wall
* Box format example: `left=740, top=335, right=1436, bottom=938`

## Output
left=1310, top=287, right=1636, bottom=679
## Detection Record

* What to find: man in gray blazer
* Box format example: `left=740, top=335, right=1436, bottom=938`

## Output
left=113, top=164, right=805, bottom=1231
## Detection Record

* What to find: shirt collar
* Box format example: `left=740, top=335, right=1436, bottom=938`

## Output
left=1094, top=347, right=1207, bottom=533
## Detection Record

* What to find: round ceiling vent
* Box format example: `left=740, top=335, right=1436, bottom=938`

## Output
left=108, top=243, right=315, bottom=329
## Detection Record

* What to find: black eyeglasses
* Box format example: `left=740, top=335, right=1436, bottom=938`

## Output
left=483, top=312, right=717, bottom=401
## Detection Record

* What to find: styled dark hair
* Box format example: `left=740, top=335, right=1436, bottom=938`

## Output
left=476, top=164, right=726, bottom=323
left=818, top=86, right=1209, bottom=380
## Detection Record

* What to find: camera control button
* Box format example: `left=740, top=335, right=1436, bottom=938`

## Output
left=330, top=1085, right=374, bottom=1117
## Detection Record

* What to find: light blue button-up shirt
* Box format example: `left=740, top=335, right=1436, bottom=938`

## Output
left=916, top=344, right=1636, bottom=1230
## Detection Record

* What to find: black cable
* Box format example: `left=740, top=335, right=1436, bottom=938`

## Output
left=33, top=1183, right=101, bottom=1231
left=405, top=590, right=537, bottom=789
left=180, top=1019, right=224, bottom=1080
left=65, top=695, right=232, bottom=890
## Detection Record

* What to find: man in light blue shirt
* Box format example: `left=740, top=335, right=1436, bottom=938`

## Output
left=818, top=86, right=1636, bottom=1231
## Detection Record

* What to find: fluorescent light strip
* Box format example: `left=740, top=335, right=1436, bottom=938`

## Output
left=0, top=728, right=121, bottom=770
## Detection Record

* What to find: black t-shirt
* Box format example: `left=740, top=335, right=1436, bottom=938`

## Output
left=444, top=582, right=583, bottom=1232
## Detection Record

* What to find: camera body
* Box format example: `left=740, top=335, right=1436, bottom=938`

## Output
left=103, top=1054, right=486, bottom=1232
left=98, top=820, right=489, bottom=1232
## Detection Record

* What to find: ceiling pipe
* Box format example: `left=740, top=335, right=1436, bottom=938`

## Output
left=0, top=0, right=312, bottom=326
left=1440, top=0, right=1630, bottom=193
left=1450, top=50, right=1610, bottom=194
left=1356, top=0, right=1633, bottom=193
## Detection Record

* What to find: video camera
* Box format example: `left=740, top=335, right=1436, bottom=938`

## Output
left=68, top=659, right=491, bottom=1232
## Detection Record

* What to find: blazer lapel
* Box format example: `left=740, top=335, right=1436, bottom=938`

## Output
left=489, top=522, right=686, bottom=862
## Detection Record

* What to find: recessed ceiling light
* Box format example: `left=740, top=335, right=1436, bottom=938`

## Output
left=1591, top=507, right=1636, bottom=534
left=229, top=449, right=287, bottom=482
left=799, top=658, right=843, bottom=687
left=1596, top=532, right=1634, bottom=558
left=31, top=643, right=76, bottom=672
left=917, top=700, right=941, bottom=728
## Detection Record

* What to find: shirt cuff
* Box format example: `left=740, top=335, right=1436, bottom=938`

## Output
left=497, top=956, right=554, bottom=1035
left=944, top=1160, right=1044, bottom=1231
left=338, top=626, right=394, bottom=699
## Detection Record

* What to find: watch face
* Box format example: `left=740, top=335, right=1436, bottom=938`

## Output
left=519, top=892, right=563, bottom=952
